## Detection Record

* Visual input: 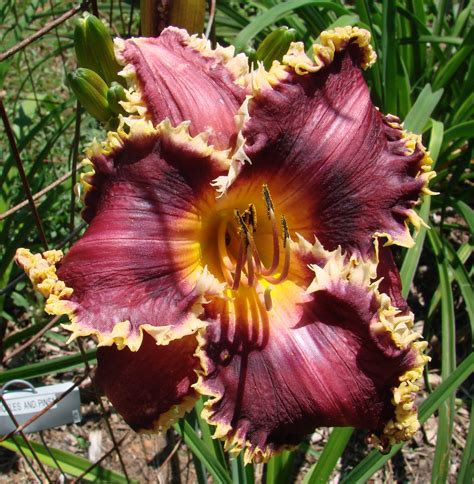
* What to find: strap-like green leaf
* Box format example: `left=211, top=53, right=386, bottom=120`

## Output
left=1, top=435, right=132, bottom=482
left=233, top=0, right=349, bottom=52
left=341, top=353, right=474, bottom=482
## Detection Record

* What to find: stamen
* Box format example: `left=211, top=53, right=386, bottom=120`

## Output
left=235, top=210, right=250, bottom=239
left=219, top=189, right=291, bottom=301
left=261, top=204, right=280, bottom=276
left=242, top=203, right=257, bottom=232
left=248, top=237, right=262, bottom=273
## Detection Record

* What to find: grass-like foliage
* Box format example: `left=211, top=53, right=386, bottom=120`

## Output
left=0, top=0, right=472, bottom=482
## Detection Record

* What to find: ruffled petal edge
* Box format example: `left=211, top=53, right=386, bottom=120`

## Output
left=113, top=27, right=250, bottom=120
left=374, top=114, right=436, bottom=248
left=244, top=27, right=435, bottom=248
left=142, top=393, right=198, bottom=433
left=192, top=235, right=430, bottom=462
left=250, top=26, right=376, bottom=94
left=14, top=249, right=226, bottom=352
left=79, top=115, right=232, bottom=212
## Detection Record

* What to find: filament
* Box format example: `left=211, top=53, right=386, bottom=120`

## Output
left=232, top=239, right=245, bottom=290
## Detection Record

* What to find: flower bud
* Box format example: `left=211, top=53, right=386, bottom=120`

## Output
left=74, top=18, right=96, bottom=72
left=85, top=15, right=124, bottom=85
left=68, top=68, right=113, bottom=123
left=74, top=14, right=124, bottom=86
left=107, top=82, right=127, bottom=115
left=256, top=27, right=296, bottom=69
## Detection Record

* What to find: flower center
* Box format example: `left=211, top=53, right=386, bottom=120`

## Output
left=215, top=185, right=291, bottom=311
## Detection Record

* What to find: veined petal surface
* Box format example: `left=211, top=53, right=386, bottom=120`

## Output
left=95, top=333, right=199, bottom=431
left=118, top=27, right=248, bottom=150
left=195, top=244, right=425, bottom=462
left=16, top=118, right=230, bottom=351
left=242, top=30, right=432, bottom=255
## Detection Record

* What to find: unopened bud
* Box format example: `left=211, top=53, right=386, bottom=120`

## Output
left=256, top=27, right=296, bottom=69
left=68, top=68, right=113, bottom=123
left=74, top=14, right=124, bottom=86
left=107, top=82, right=127, bottom=115
left=74, top=18, right=96, bottom=72
left=85, top=15, right=124, bottom=85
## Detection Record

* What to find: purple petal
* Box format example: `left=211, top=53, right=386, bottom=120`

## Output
left=195, top=243, right=428, bottom=462
left=95, top=332, right=199, bottom=431
left=241, top=28, right=433, bottom=256
left=117, top=27, right=248, bottom=149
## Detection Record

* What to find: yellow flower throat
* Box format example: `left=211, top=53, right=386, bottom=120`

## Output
left=214, top=185, right=291, bottom=311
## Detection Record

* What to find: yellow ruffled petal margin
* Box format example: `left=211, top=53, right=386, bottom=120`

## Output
left=112, top=28, right=252, bottom=199
left=251, top=26, right=376, bottom=92
left=250, top=27, right=435, bottom=250
left=15, top=115, right=233, bottom=353
left=113, top=27, right=250, bottom=120
left=81, top=113, right=231, bottom=210
left=14, top=247, right=200, bottom=352
left=143, top=393, right=199, bottom=435
left=192, top=235, right=430, bottom=462
left=374, top=114, right=436, bottom=249
left=305, top=236, right=430, bottom=452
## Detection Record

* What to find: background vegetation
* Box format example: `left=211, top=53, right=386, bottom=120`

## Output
left=0, top=0, right=472, bottom=482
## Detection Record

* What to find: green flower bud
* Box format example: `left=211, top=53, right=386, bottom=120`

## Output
left=85, top=15, right=124, bottom=86
left=74, top=18, right=96, bottom=72
left=68, top=68, right=113, bottom=123
left=73, top=14, right=124, bottom=86
left=256, top=27, right=297, bottom=69
left=107, top=82, right=127, bottom=115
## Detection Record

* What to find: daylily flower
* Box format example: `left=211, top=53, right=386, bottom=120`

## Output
left=16, top=26, right=433, bottom=462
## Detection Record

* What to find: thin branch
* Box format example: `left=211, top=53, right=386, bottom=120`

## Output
left=0, top=2, right=87, bottom=62
left=0, top=98, right=48, bottom=249
left=76, top=339, right=131, bottom=481
left=0, top=397, right=52, bottom=483
left=0, top=162, right=86, bottom=221
left=70, top=103, right=82, bottom=230
left=0, top=373, right=89, bottom=443
left=205, top=0, right=216, bottom=39
left=2, top=316, right=61, bottom=364
left=70, top=431, right=131, bottom=483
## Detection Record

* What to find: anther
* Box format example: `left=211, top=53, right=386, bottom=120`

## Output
left=262, top=184, right=274, bottom=218
left=235, top=210, right=250, bottom=239
left=242, top=203, right=257, bottom=232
